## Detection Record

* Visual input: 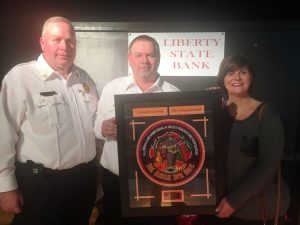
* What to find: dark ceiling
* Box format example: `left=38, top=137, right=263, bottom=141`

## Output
left=2, top=0, right=300, bottom=23
left=1, top=0, right=300, bottom=76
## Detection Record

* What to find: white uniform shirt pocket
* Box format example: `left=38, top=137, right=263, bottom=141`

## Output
left=33, top=94, right=67, bottom=126
left=78, top=92, right=97, bottom=118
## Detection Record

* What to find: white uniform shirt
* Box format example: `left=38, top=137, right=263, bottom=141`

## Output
left=0, top=55, right=99, bottom=192
left=94, top=75, right=180, bottom=175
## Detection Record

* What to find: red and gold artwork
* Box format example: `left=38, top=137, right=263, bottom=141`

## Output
left=115, top=91, right=225, bottom=216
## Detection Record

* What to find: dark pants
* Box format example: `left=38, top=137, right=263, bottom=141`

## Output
left=96, top=168, right=176, bottom=225
left=12, top=160, right=97, bottom=225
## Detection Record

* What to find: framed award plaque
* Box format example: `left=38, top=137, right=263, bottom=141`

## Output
left=115, top=90, right=225, bottom=217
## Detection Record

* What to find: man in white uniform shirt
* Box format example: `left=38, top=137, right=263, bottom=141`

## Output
left=94, top=35, right=180, bottom=225
left=0, top=16, right=99, bottom=225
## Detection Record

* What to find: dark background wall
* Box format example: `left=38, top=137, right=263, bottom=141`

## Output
left=3, top=0, right=299, bottom=152
left=2, top=0, right=300, bottom=76
left=1, top=0, right=300, bottom=222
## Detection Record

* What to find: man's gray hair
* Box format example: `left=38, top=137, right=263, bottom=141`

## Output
left=41, top=16, right=74, bottom=36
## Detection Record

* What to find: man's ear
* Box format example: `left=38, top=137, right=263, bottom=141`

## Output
left=40, top=37, right=45, bottom=52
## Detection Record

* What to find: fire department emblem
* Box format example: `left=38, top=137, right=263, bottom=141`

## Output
left=136, top=119, right=205, bottom=187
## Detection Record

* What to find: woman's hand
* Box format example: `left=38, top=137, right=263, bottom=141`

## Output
left=215, top=198, right=235, bottom=218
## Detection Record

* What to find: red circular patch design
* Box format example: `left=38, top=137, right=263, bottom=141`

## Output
left=136, top=119, right=205, bottom=187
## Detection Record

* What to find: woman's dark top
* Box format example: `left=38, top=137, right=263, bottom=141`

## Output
left=223, top=103, right=290, bottom=220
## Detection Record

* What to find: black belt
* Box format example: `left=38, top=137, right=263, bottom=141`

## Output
left=15, top=160, right=95, bottom=176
